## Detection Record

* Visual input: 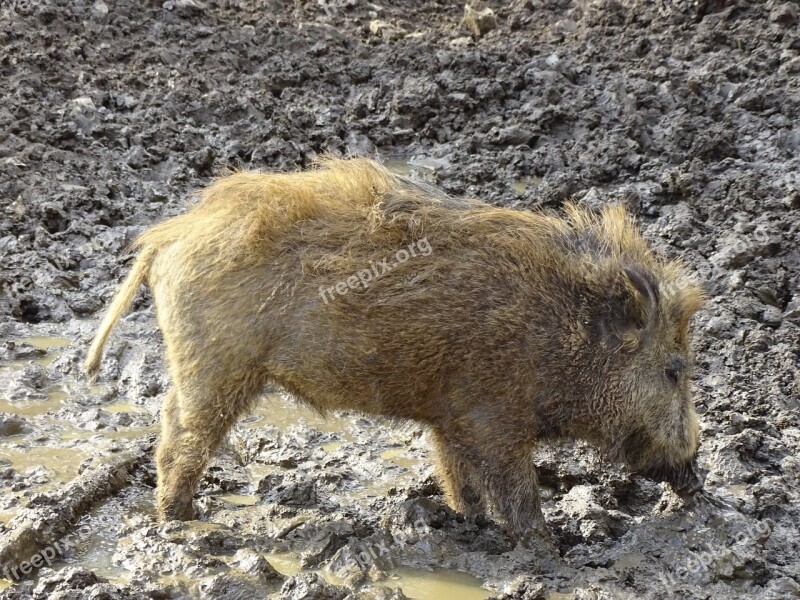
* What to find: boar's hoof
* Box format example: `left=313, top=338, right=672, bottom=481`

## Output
left=159, top=497, right=197, bottom=522
left=460, top=485, right=482, bottom=511
left=516, top=526, right=560, bottom=562
left=638, top=460, right=704, bottom=500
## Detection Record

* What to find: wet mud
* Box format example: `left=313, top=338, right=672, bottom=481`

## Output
left=1, top=0, right=798, bottom=598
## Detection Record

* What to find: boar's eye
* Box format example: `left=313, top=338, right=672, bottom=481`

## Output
left=665, top=357, right=687, bottom=385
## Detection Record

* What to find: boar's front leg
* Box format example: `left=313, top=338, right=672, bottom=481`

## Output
left=431, top=427, right=487, bottom=516
left=484, top=443, right=546, bottom=539
left=434, top=420, right=546, bottom=540
left=459, top=422, right=546, bottom=540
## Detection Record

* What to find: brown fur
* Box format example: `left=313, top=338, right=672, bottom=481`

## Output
left=85, top=157, right=705, bottom=535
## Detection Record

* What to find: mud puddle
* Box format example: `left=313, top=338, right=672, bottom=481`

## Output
left=383, top=570, right=489, bottom=600
left=381, top=155, right=442, bottom=183
left=512, top=176, right=544, bottom=195
left=268, top=551, right=488, bottom=600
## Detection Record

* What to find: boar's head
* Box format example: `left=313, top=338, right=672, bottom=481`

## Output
left=554, top=205, right=707, bottom=498
left=599, top=262, right=706, bottom=497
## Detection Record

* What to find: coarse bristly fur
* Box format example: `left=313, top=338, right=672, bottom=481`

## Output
left=84, top=157, right=706, bottom=537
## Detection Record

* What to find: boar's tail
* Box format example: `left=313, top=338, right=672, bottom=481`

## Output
left=84, top=246, right=157, bottom=381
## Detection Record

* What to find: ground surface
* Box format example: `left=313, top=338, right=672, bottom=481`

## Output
left=0, top=0, right=799, bottom=598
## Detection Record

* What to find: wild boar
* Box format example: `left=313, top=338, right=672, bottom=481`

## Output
left=85, top=157, right=705, bottom=536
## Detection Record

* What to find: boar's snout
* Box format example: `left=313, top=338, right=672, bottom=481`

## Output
left=676, top=472, right=705, bottom=498
left=639, top=456, right=704, bottom=498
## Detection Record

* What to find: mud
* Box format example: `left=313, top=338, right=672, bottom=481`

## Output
left=0, top=0, right=798, bottom=598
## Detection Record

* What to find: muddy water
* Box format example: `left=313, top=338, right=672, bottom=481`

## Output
left=229, top=397, right=489, bottom=598
left=382, top=157, right=413, bottom=177
left=15, top=338, right=72, bottom=351
left=1, top=338, right=149, bottom=533
left=267, top=551, right=488, bottom=600
left=512, top=176, right=544, bottom=195
left=67, top=495, right=153, bottom=583
left=384, top=570, right=489, bottom=600
left=382, top=156, right=440, bottom=183
left=13, top=338, right=72, bottom=367
left=0, top=392, right=64, bottom=417
left=0, top=339, right=83, bottom=522
left=0, top=446, right=87, bottom=489
left=245, top=393, right=353, bottom=435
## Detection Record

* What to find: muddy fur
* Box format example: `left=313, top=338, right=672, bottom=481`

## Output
left=85, top=157, right=705, bottom=535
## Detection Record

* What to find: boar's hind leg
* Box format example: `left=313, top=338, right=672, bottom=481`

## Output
left=155, top=388, right=193, bottom=520
left=155, top=384, right=248, bottom=521
left=431, top=428, right=487, bottom=516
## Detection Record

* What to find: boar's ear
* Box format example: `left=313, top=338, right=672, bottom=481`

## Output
left=623, top=266, right=659, bottom=327
left=614, top=266, right=659, bottom=348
